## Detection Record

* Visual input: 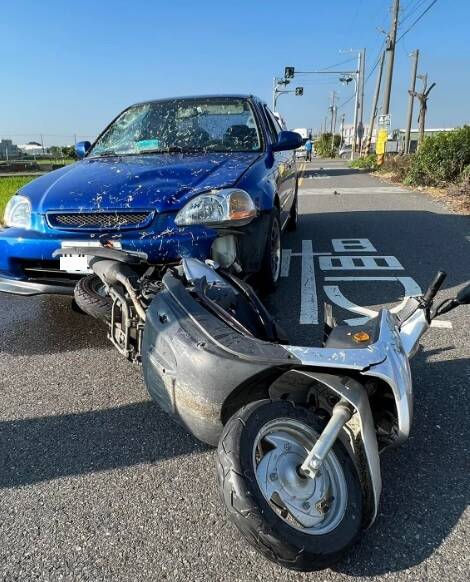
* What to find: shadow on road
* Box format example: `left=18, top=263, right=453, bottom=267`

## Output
left=0, top=294, right=110, bottom=356
left=0, top=400, right=207, bottom=489
left=301, top=168, right=362, bottom=179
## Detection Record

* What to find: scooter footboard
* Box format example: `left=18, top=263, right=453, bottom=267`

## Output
left=141, top=275, right=298, bottom=445
left=269, top=369, right=382, bottom=527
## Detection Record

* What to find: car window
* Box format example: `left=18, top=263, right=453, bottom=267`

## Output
left=90, top=98, right=262, bottom=156
left=263, top=107, right=280, bottom=143
left=267, top=108, right=284, bottom=134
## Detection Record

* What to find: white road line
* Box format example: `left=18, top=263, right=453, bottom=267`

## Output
left=305, top=174, right=331, bottom=180
left=430, top=320, right=453, bottom=329
left=319, top=255, right=404, bottom=270
left=300, top=240, right=318, bottom=325
left=332, top=238, right=377, bottom=252
left=324, top=276, right=422, bottom=296
left=323, top=276, right=452, bottom=328
left=323, top=285, right=377, bottom=326
left=299, top=187, right=409, bottom=195
left=281, top=249, right=292, bottom=277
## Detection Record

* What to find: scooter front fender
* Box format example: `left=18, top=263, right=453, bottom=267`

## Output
left=269, top=369, right=381, bottom=527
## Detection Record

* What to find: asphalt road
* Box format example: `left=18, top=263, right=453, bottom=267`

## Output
left=1, top=160, right=469, bottom=581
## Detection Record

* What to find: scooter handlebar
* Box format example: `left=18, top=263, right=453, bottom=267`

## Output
left=422, top=270, right=447, bottom=305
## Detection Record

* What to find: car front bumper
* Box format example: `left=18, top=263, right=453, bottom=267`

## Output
left=0, top=218, right=218, bottom=295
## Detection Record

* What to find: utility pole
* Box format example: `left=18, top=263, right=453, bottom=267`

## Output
left=339, top=113, right=345, bottom=148
left=351, top=50, right=361, bottom=158
left=404, top=49, right=419, bottom=154
left=411, top=74, right=436, bottom=147
left=364, top=51, right=385, bottom=155
left=329, top=91, right=338, bottom=133
left=358, top=48, right=366, bottom=152
left=329, top=91, right=338, bottom=152
left=382, top=0, right=400, bottom=115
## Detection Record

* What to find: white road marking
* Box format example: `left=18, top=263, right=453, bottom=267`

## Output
left=324, top=276, right=422, bottom=296
left=430, top=320, right=453, bottom=329
left=332, top=238, right=377, bottom=252
left=323, top=286, right=377, bottom=326
left=323, top=276, right=422, bottom=326
left=300, top=240, right=319, bottom=325
left=322, top=276, right=452, bottom=328
left=299, top=187, right=409, bottom=195
left=306, top=173, right=330, bottom=180
left=319, top=255, right=403, bottom=270
left=280, top=249, right=292, bottom=277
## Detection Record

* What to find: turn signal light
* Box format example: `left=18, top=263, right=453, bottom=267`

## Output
left=353, top=331, right=370, bottom=343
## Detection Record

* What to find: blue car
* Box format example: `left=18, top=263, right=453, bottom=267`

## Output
left=0, top=95, right=301, bottom=298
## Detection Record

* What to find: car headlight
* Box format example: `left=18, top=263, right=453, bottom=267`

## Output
left=174, top=189, right=257, bottom=227
left=4, top=195, right=32, bottom=229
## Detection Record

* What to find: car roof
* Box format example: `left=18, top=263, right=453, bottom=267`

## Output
left=129, top=94, right=266, bottom=108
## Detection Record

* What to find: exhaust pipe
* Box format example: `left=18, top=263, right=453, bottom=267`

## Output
left=89, top=258, right=147, bottom=322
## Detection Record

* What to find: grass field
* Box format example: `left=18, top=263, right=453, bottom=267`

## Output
left=0, top=176, right=35, bottom=224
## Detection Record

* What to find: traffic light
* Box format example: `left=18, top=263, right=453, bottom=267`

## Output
left=295, top=87, right=304, bottom=96
left=284, top=66, right=295, bottom=79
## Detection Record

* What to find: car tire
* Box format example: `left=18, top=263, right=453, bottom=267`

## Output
left=258, top=209, right=281, bottom=293
left=287, top=182, right=298, bottom=232
left=74, top=274, right=113, bottom=322
left=217, top=400, right=364, bottom=571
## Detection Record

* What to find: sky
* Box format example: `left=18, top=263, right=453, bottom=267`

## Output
left=1, top=0, right=469, bottom=145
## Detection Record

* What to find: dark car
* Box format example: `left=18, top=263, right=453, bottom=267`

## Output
left=0, top=95, right=302, bottom=297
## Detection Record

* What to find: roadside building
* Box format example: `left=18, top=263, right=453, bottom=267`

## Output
left=0, top=139, right=20, bottom=160
left=17, top=141, right=49, bottom=156
left=397, top=128, right=455, bottom=153
left=341, top=124, right=377, bottom=146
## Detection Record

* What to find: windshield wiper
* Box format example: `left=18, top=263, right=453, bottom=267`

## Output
left=138, top=146, right=204, bottom=154
left=90, top=150, right=123, bottom=158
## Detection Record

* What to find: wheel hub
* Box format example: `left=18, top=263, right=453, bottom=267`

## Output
left=253, top=418, right=347, bottom=534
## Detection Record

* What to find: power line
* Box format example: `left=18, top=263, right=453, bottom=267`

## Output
left=400, top=0, right=428, bottom=26
left=397, top=0, right=438, bottom=42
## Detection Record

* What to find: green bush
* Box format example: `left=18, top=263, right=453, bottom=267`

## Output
left=406, top=126, right=470, bottom=186
left=314, top=133, right=341, bottom=158
left=350, top=154, right=377, bottom=171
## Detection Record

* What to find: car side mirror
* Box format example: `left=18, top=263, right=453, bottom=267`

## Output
left=271, top=131, right=303, bottom=152
left=456, top=283, right=470, bottom=305
left=75, top=141, right=91, bottom=159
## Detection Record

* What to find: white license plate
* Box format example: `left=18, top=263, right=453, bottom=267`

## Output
left=59, top=241, right=122, bottom=274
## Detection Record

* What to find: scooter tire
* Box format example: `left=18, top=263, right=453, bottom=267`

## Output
left=216, top=399, right=363, bottom=571
left=74, top=274, right=113, bottom=322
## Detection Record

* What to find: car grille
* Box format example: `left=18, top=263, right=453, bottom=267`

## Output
left=47, top=211, right=152, bottom=230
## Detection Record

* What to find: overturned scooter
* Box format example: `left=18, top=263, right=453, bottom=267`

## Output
left=54, top=247, right=470, bottom=571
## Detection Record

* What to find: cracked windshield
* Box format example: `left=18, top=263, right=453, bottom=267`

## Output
left=90, top=98, right=261, bottom=156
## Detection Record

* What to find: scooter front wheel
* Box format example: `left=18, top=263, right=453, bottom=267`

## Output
left=216, top=400, right=363, bottom=571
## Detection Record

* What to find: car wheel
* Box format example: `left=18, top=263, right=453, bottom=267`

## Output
left=258, top=210, right=281, bottom=293
left=74, top=274, right=113, bottom=322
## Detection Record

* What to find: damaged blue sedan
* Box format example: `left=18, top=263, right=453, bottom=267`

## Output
left=0, top=95, right=302, bottom=299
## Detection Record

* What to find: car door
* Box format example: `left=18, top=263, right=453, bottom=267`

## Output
left=263, top=106, right=296, bottom=229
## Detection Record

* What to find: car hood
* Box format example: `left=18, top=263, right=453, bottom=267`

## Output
left=21, top=152, right=261, bottom=213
